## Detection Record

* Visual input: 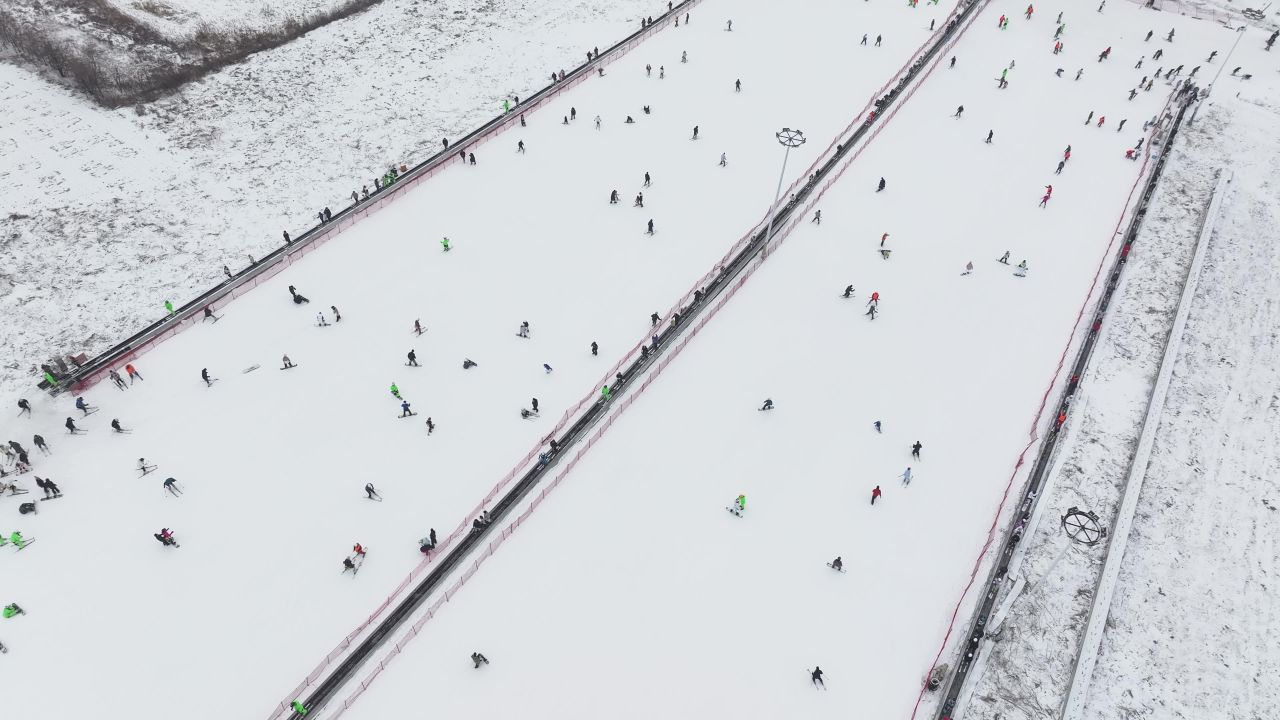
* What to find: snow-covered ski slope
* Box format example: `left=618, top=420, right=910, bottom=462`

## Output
left=325, top=2, right=1207, bottom=719
left=0, top=1, right=984, bottom=718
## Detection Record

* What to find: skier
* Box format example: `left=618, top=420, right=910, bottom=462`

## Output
left=954, top=105, right=964, bottom=118
left=468, top=153, right=476, bottom=165
left=425, top=417, right=435, bottom=435
left=876, top=177, right=886, bottom=192
left=610, top=189, right=619, bottom=204
left=441, top=237, right=451, bottom=252
left=1039, top=193, right=1050, bottom=208
left=401, top=400, right=413, bottom=417
left=163, top=477, right=181, bottom=496
left=812, top=209, right=821, bottom=224
left=900, top=467, right=913, bottom=487
left=1097, top=116, right=1105, bottom=128
left=912, top=440, right=922, bottom=459
left=342, top=557, right=356, bottom=573
left=681, top=50, right=687, bottom=63
left=202, top=306, right=219, bottom=322
left=38, top=477, right=62, bottom=498
left=331, top=306, right=341, bottom=323
left=518, top=321, right=530, bottom=338
left=868, top=291, right=880, bottom=306
left=138, top=458, right=156, bottom=475
left=110, top=419, right=128, bottom=433
left=874, top=420, right=882, bottom=433
left=646, top=219, right=655, bottom=235
left=472, top=652, right=490, bottom=668
left=985, top=129, right=993, bottom=143
left=414, top=319, right=425, bottom=335
left=875, top=34, right=882, bottom=46
left=871, top=485, right=882, bottom=505
left=601, top=384, right=611, bottom=401
left=634, top=192, right=644, bottom=207
left=1145, top=29, right=1153, bottom=41
left=65, top=417, right=84, bottom=434
left=1117, top=118, right=1127, bottom=132
left=1085, top=110, right=1094, bottom=125
left=75, top=396, right=94, bottom=416
left=164, top=300, right=175, bottom=316
left=865, top=305, right=878, bottom=320
left=1166, top=28, right=1174, bottom=42
left=736, top=494, right=746, bottom=513
left=33, top=434, right=49, bottom=453
left=14, top=398, right=29, bottom=417
left=109, top=370, right=127, bottom=389
left=1075, top=68, right=1083, bottom=80
left=517, top=140, right=525, bottom=153
left=692, top=125, right=699, bottom=140
left=950, top=56, right=956, bottom=69
left=719, top=152, right=727, bottom=167
left=2, top=602, right=24, bottom=618
left=1055, top=160, right=1065, bottom=175
left=365, top=483, right=382, bottom=500
left=155, top=528, right=179, bottom=547
left=595, top=115, right=602, bottom=130
left=811, top=667, right=826, bottom=688
left=644, top=171, right=651, bottom=187
left=760, top=399, right=774, bottom=411
left=407, top=349, right=419, bottom=366
left=201, top=368, right=213, bottom=386
left=842, top=285, right=854, bottom=299
left=735, top=79, right=741, bottom=92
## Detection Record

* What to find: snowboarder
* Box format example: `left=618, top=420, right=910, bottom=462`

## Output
left=874, top=420, right=882, bottom=433
left=954, top=105, right=964, bottom=118
left=610, top=190, right=619, bottom=204
left=719, top=152, right=727, bottom=167
left=842, top=285, right=854, bottom=299
left=735, top=494, right=746, bottom=513
left=644, top=171, right=651, bottom=187
left=912, top=441, right=922, bottom=459
left=646, top=219, right=655, bottom=235
left=871, top=485, right=882, bottom=505
left=517, top=140, right=525, bottom=153
left=155, top=528, right=179, bottom=547
left=518, top=321, right=530, bottom=338
left=425, top=417, right=435, bottom=435
left=282, top=355, right=295, bottom=369
left=999, top=251, right=1011, bottom=264
left=3, top=603, right=26, bottom=617
left=900, top=467, right=913, bottom=487
left=691, top=125, right=699, bottom=140
left=317, top=311, right=329, bottom=327
left=865, top=305, right=878, bottom=320
left=760, top=399, right=774, bottom=411
left=407, top=350, right=419, bottom=366
left=962, top=261, right=974, bottom=276
left=1085, top=110, right=1094, bottom=125
left=830, top=557, right=843, bottom=571
left=472, top=652, right=490, bottom=668
left=985, top=129, right=993, bottom=143
left=401, top=400, right=413, bottom=417
left=331, top=305, right=342, bottom=323
left=1015, top=260, right=1028, bottom=277
left=441, top=237, right=451, bottom=252
left=365, top=483, right=382, bottom=500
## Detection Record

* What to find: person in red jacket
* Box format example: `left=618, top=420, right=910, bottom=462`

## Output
left=867, top=291, right=880, bottom=306
left=125, top=363, right=143, bottom=383
left=871, top=485, right=882, bottom=505
left=353, top=543, right=366, bottom=556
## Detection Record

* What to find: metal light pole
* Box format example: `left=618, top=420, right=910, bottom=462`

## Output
left=1189, top=24, right=1247, bottom=126
left=761, top=128, right=805, bottom=256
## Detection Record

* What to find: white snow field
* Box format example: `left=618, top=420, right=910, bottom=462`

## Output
left=326, top=3, right=1211, bottom=720
left=0, top=1, right=982, bottom=718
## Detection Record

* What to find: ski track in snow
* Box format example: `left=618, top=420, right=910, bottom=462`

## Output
left=0, top=0, right=655, bottom=399
left=965, top=15, right=1280, bottom=720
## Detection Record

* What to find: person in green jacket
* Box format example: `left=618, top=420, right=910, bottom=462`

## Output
left=390, top=383, right=401, bottom=400
left=8, top=531, right=23, bottom=547
left=290, top=700, right=307, bottom=716
left=736, top=494, right=746, bottom=511
left=601, top=384, right=611, bottom=400
left=3, top=603, right=24, bottom=619
left=441, top=237, right=451, bottom=252
left=43, top=371, right=58, bottom=386
left=164, top=300, right=174, bottom=315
